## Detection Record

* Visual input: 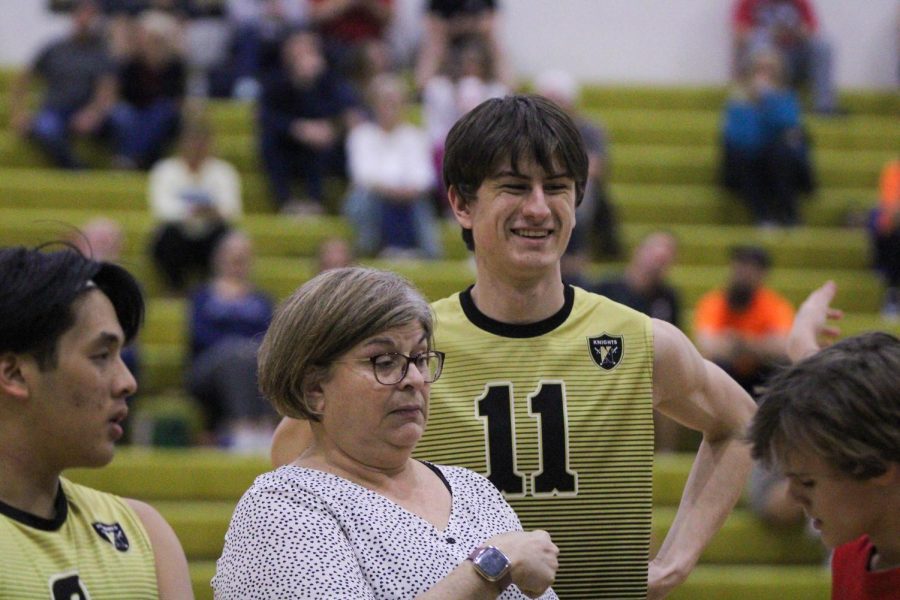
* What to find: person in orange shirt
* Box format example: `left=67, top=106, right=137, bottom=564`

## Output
left=873, top=157, right=900, bottom=318
left=694, top=245, right=794, bottom=395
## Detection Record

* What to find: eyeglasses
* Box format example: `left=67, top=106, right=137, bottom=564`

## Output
left=343, top=351, right=445, bottom=385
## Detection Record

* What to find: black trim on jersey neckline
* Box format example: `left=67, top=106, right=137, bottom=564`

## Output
left=459, top=284, right=575, bottom=338
left=419, top=460, right=453, bottom=495
left=0, top=481, right=68, bottom=531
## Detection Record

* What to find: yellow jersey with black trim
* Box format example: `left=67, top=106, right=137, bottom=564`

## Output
left=0, top=477, right=158, bottom=599
left=416, top=285, right=654, bottom=599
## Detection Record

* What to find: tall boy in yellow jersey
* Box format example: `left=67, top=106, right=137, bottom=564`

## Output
left=0, top=246, right=193, bottom=599
left=271, top=95, right=757, bottom=598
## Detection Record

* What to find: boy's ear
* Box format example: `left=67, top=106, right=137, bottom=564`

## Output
left=447, top=186, right=473, bottom=228
left=0, top=353, right=31, bottom=401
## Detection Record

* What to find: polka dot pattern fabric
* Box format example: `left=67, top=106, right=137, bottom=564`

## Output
left=212, top=463, right=557, bottom=599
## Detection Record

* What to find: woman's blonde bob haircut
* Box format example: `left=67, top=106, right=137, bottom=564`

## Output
left=258, top=267, right=434, bottom=421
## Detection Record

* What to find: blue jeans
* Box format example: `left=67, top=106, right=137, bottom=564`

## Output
left=109, top=99, right=181, bottom=168
left=30, top=106, right=86, bottom=169
left=343, top=188, right=443, bottom=259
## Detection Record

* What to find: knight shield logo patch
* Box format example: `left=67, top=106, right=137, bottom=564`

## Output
left=92, top=522, right=130, bottom=552
left=588, top=333, right=624, bottom=370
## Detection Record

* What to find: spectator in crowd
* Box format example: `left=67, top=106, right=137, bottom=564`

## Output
left=343, top=73, right=443, bottom=259
left=71, top=216, right=127, bottom=263
left=148, top=116, right=242, bottom=293
left=258, top=28, right=360, bottom=214
left=213, top=266, right=560, bottom=599
left=317, top=236, right=356, bottom=272
left=595, top=231, right=681, bottom=327
left=721, top=49, right=814, bottom=227
left=215, top=0, right=307, bottom=99
left=422, top=36, right=511, bottom=215
left=8, top=0, right=117, bottom=169
left=746, top=280, right=842, bottom=528
left=871, top=157, right=900, bottom=319
left=414, top=0, right=510, bottom=92
left=694, top=245, right=795, bottom=396
left=0, top=245, right=192, bottom=599
left=308, top=0, right=394, bottom=81
left=109, top=10, right=187, bottom=169
left=535, top=69, right=622, bottom=260
left=595, top=230, right=683, bottom=452
left=187, top=231, right=276, bottom=452
left=732, top=0, right=839, bottom=115
left=70, top=218, right=141, bottom=385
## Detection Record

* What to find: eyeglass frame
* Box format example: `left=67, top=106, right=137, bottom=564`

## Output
left=337, top=350, right=446, bottom=385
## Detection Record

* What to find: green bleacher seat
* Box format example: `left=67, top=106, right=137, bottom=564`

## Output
left=5, top=80, right=897, bottom=599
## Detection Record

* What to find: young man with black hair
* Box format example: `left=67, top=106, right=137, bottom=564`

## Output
left=0, top=245, right=192, bottom=599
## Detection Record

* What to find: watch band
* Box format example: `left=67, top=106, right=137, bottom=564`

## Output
left=467, top=545, right=513, bottom=591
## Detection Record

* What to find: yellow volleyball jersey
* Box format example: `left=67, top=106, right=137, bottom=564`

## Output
left=416, top=285, right=654, bottom=599
left=0, top=477, right=158, bottom=599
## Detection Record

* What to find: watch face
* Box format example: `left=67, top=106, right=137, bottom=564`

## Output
left=474, top=547, right=510, bottom=580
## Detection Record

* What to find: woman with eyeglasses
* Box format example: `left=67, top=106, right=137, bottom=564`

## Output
left=212, top=267, right=558, bottom=599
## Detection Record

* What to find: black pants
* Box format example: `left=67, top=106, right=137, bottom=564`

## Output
left=151, top=222, right=230, bottom=292
left=876, top=227, right=900, bottom=287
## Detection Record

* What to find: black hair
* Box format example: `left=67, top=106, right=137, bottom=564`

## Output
left=0, top=245, right=144, bottom=370
left=442, top=94, right=589, bottom=251
left=730, top=245, right=771, bottom=270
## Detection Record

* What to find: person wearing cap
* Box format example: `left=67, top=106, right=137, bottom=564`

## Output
left=693, top=245, right=795, bottom=395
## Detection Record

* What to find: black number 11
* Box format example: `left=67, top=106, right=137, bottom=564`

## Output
left=476, top=382, right=578, bottom=496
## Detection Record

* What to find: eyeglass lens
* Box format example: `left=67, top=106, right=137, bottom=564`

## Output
left=373, top=352, right=442, bottom=384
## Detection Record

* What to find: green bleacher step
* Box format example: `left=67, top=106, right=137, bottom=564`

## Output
left=186, top=561, right=830, bottom=600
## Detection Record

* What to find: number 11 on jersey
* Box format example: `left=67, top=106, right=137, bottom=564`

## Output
left=476, top=381, right=579, bottom=497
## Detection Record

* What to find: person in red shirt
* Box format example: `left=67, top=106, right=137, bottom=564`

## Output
left=748, top=283, right=900, bottom=600
left=307, top=0, right=394, bottom=85
left=694, top=245, right=794, bottom=394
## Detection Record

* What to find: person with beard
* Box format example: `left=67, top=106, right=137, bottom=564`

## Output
left=693, top=245, right=794, bottom=395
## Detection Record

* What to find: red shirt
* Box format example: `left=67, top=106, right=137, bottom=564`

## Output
left=309, top=0, right=392, bottom=43
left=831, top=536, right=900, bottom=600
left=733, top=0, right=818, bottom=33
